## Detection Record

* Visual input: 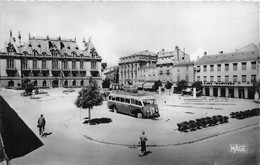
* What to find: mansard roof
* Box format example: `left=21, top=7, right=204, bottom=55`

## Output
left=17, top=36, right=82, bottom=56
left=0, top=33, right=101, bottom=59
left=195, top=43, right=259, bottom=65
left=134, top=50, right=157, bottom=56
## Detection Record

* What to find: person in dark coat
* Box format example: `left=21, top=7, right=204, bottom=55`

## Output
left=139, top=130, right=148, bottom=156
left=37, top=114, right=46, bottom=136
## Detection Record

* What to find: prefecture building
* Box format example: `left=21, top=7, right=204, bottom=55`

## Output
left=118, top=50, right=157, bottom=87
left=194, top=44, right=259, bottom=99
left=156, top=46, right=194, bottom=90
left=0, top=31, right=102, bottom=88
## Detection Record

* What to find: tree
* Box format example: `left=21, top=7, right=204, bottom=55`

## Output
left=102, top=78, right=111, bottom=88
left=176, top=80, right=188, bottom=93
left=165, top=81, right=173, bottom=89
left=75, top=81, right=104, bottom=124
left=153, top=80, right=162, bottom=91
left=165, top=81, right=173, bottom=94
left=24, top=82, right=34, bottom=95
left=191, top=81, right=203, bottom=91
left=250, top=79, right=260, bottom=100
left=22, top=78, right=30, bottom=88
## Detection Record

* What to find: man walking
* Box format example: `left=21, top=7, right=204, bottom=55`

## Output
left=37, top=114, right=46, bottom=136
left=139, top=130, right=148, bottom=157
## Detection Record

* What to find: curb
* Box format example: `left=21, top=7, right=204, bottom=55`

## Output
left=63, top=115, right=259, bottom=148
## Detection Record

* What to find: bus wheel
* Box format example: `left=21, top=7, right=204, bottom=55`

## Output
left=113, top=107, right=118, bottom=113
left=136, top=112, right=143, bottom=119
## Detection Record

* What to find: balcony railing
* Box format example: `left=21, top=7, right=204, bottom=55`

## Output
left=6, top=67, right=17, bottom=71
left=32, top=67, right=40, bottom=71
left=51, top=68, right=61, bottom=71
left=41, top=68, right=49, bottom=71
left=21, top=67, right=30, bottom=71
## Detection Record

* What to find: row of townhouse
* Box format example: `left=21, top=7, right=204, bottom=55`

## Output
left=118, top=44, right=259, bottom=99
left=0, top=31, right=102, bottom=88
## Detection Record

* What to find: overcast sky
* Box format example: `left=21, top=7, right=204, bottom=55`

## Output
left=0, top=2, right=258, bottom=66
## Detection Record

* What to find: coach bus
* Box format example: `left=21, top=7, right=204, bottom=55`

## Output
left=107, top=92, right=160, bottom=119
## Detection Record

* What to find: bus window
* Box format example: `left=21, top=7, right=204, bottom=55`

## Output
left=120, top=97, right=125, bottom=102
left=109, top=96, right=112, bottom=100
left=116, top=97, right=120, bottom=101
left=111, top=96, right=115, bottom=101
left=138, top=101, right=142, bottom=106
left=125, top=98, right=130, bottom=104
left=143, top=99, right=155, bottom=105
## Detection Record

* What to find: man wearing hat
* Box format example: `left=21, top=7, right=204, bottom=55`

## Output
left=139, top=130, right=148, bottom=156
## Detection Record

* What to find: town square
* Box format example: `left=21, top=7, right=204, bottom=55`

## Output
left=0, top=1, right=259, bottom=165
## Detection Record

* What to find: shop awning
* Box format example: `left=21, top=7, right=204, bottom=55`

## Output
left=143, top=82, right=154, bottom=89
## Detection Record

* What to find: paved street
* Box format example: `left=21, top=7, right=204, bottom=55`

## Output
left=0, top=88, right=259, bottom=165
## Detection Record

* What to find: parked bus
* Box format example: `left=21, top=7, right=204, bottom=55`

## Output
left=107, top=92, right=160, bottom=118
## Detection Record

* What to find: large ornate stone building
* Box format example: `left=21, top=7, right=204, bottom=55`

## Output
left=118, top=50, right=157, bottom=86
left=194, top=44, right=259, bottom=99
left=156, top=46, right=194, bottom=88
left=0, top=31, right=102, bottom=88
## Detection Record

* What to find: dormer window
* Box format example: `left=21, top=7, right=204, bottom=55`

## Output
left=33, top=50, right=38, bottom=56
left=42, top=52, right=46, bottom=56
left=38, top=44, right=41, bottom=48
left=72, top=52, right=76, bottom=57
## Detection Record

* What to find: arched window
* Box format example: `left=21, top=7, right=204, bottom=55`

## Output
left=72, top=80, right=76, bottom=86
left=8, top=80, right=14, bottom=87
left=80, top=80, right=84, bottom=86
left=43, top=80, right=46, bottom=87
left=34, top=80, right=37, bottom=87
left=64, top=80, right=68, bottom=87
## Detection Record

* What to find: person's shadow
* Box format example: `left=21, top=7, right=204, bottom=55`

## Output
left=41, top=132, right=52, bottom=138
left=142, top=151, right=152, bottom=156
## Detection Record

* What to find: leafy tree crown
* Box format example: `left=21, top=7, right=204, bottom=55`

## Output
left=75, top=81, right=104, bottom=109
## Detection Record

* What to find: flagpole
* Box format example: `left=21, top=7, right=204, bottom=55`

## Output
left=0, top=133, right=10, bottom=165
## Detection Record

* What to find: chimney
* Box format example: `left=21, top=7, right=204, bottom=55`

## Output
left=175, top=45, right=179, bottom=61
left=219, top=51, right=223, bottom=54
left=46, top=35, right=49, bottom=40
left=204, top=52, right=207, bottom=56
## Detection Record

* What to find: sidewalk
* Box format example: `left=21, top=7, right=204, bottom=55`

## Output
left=65, top=100, right=260, bottom=147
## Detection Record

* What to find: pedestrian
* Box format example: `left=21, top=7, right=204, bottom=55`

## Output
left=37, top=114, right=46, bottom=136
left=139, top=130, right=148, bottom=157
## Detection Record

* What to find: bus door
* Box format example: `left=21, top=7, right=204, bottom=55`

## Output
left=124, top=98, right=131, bottom=114
left=130, top=99, right=142, bottom=114
left=117, top=97, right=130, bottom=114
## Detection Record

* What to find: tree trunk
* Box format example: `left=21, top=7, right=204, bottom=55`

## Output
left=254, top=91, right=259, bottom=101
left=88, top=108, right=91, bottom=125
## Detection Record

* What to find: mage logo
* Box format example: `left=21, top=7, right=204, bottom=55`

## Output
left=229, top=144, right=248, bottom=154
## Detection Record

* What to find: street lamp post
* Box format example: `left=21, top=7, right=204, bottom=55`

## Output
left=20, top=53, right=23, bottom=88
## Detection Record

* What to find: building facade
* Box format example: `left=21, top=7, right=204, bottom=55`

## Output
left=102, top=65, right=119, bottom=83
left=118, top=50, right=157, bottom=86
left=138, top=63, right=157, bottom=90
left=156, top=46, right=194, bottom=87
left=0, top=31, right=102, bottom=88
left=194, top=44, right=259, bottom=99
